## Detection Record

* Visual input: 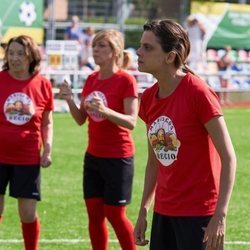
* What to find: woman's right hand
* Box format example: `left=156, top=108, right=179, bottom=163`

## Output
left=59, top=81, right=72, bottom=101
left=134, top=211, right=149, bottom=246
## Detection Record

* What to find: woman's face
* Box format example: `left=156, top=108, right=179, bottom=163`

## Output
left=92, top=38, right=115, bottom=67
left=7, top=41, right=30, bottom=76
left=137, top=31, right=167, bottom=75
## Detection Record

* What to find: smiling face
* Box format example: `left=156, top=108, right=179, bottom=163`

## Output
left=7, top=41, right=30, bottom=77
left=137, top=31, right=168, bottom=75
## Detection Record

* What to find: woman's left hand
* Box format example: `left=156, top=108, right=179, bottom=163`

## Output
left=86, top=92, right=108, bottom=116
left=40, top=153, right=52, bottom=168
left=203, top=214, right=225, bottom=250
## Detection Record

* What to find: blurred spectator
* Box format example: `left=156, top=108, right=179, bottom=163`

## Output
left=186, top=15, right=206, bottom=72
left=80, top=26, right=96, bottom=71
left=64, top=15, right=84, bottom=44
left=64, top=15, right=85, bottom=69
left=217, top=46, right=233, bottom=105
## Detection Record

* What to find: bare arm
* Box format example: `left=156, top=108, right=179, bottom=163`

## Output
left=199, top=22, right=206, bottom=33
left=40, top=110, right=53, bottom=168
left=204, top=116, right=236, bottom=250
left=59, top=81, right=88, bottom=125
left=134, top=138, right=159, bottom=246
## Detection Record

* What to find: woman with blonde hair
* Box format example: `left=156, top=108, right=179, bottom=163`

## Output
left=60, top=29, right=138, bottom=250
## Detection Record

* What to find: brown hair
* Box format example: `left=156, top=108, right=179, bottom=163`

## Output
left=93, top=29, right=131, bottom=69
left=2, top=35, right=41, bottom=75
left=143, top=19, right=195, bottom=74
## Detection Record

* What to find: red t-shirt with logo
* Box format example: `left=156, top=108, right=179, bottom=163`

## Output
left=139, top=73, right=223, bottom=216
left=82, top=69, right=137, bottom=158
left=0, top=71, right=54, bottom=165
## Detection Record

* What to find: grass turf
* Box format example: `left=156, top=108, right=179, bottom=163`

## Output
left=0, top=107, right=249, bottom=249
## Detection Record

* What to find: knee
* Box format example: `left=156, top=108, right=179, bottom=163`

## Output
left=19, top=209, right=36, bottom=223
left=85, top=198, right=105, bottom=223
left=104, top=205, right=126, bottom=223
left=18, top=199, right=37, bottom=223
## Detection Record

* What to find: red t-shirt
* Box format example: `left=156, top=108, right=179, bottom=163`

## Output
left=82, top=69, right=138, bottom=158
left=139, top=73, right=223, bottom=216
left=0, top=71, right=54, bottom=165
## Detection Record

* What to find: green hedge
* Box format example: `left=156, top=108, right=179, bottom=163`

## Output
left=125, top=30, right=143, bottom=49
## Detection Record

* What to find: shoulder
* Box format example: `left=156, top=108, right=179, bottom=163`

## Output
left=181, top=73, right=218, bottom=102
left=0, top=71, right=8, bottom=84
left=185, top=73, right=220, bottom=107
left=0, top=70, right=7, bottom=77
left=115, top=69, right=136, bottom=82
left=185, top=73, right=210, bottom=91
left=88, top=70, right=98, bottom=79
left=33, top=73, right=48, bottom=81
left=32, top=74, right=52, bottom=87
left=85, top=70, right=98, bottom=84
left=141, top=82, right=158, bottom=100
left=116, top=69, right=131, bottom=77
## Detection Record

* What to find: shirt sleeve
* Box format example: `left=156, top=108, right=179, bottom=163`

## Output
left=122, top=73, right=138, bottom=99
left=43, top=77, right=54, bottom=111
left=194, top=84, right=223, bottom=124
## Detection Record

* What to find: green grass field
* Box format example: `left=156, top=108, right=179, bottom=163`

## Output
left=0, top=107, right=249, bottom=250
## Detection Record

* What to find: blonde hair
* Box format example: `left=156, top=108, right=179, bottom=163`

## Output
left=93, top=29, right=131, bottom=69
left=122, top=50, right=133, bottom=69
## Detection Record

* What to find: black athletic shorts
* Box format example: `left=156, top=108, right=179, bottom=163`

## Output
left=83, top=152, right=134, bottom=206
left=0, top=163, right=41, bottom=201
left=150, top=212, right=224, bottom=250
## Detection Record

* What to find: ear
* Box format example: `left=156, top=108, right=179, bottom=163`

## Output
left=165, top=51, right=176, bottom=64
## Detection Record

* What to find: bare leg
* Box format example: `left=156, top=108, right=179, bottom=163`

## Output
left=220, top=78, right=230, bottom=105
left=18, top=198, right=37, bottom=222
left=18, top=198, right=40, bottom=250
left=0, top=194, right=4, bottom=222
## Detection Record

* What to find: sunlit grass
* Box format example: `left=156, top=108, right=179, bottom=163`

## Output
left=0, top=108, right=249, bottom=250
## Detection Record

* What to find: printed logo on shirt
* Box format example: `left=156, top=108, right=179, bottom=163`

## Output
left=118, top=199, right=127, bottom=204
left=85, top=91, right=108, bottom=122
left=148, top=115, right=181, bottom=166
left=4, top=92, right=35, bottom=125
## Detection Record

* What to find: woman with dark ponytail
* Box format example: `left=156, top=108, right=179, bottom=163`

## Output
left=134, top=19, right=236, bottom=250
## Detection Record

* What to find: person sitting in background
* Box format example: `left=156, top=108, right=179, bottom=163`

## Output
left=80, top=26, right=96, bottom=71
left=64, top=15, right=84, bottom=44
left=217, top=46, right=233, bottom=105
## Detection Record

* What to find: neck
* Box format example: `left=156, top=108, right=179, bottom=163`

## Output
left=9, top=70, right=31, bottom=80
left=156, top=69, right=186, bottom=98
left=98, top=65, right=119, bottom=80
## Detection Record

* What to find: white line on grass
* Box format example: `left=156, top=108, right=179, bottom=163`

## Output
left=0, top=239, right=250, bottom=245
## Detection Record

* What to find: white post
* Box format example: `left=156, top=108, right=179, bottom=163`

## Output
left=117, top=0, right=127, bottom=33
left=83, top=0, right=88, bottom=21
left=47, top=0, right=55, bottom=40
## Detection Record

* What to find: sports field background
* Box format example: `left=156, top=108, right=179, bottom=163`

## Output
left=0, top=107, right=249, bottom=250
